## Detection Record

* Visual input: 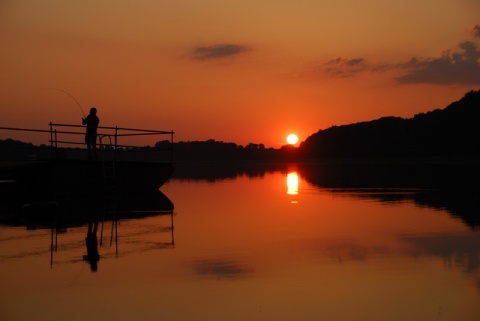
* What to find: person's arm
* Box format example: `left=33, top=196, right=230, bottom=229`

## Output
left=82, top=115, right=91, bottom=125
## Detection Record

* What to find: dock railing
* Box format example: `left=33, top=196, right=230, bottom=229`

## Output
left=0, top=123, right=174, bottom=163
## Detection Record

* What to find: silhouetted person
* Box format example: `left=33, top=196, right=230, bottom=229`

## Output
left=83, top=220, right=100, bottom=272
left=82, top=107, right=100, bottom=161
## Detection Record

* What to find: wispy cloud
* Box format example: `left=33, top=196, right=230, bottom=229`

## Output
left=191, top=44, right=250, bottom=61
left=321, top=57, right=368, bottom=77
left=315, top=40, right=480, bottom=85
left=310, top=24, right=480, bottom=85
left=319, top=57, right=390, bottom=78
left=395, top=41, right=480, bottom=85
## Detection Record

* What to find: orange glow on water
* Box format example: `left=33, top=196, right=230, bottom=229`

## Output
left=1, top=169, right=479, bottom=320
left=287, top=172, right=299, bottom=195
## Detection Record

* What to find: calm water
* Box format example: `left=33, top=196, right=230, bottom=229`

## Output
left=1, top=163, right=479, bottom=321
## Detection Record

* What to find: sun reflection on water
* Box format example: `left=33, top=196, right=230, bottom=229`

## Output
left=287, top=172, right=299, bottom=197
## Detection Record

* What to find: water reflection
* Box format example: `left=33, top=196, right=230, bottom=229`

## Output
left=165, top=168, right=480, bottom=320
left=83, top=220, right=100, bottom=271
left=402, top=233, right=480, bottom=275
left=286, top=172, right=299, bottom=195
left=2, top=163, right=480, bottom=321
left=170, top=163, right=480, bottom=294
left=193, top=258, right=254, bottom=279
left=173, top=162, right=480, bottom=229
left=0, top=190, right=175, bottom=270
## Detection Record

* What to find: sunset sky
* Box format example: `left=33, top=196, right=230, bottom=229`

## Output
left=1, top=0, right=480, bottom=147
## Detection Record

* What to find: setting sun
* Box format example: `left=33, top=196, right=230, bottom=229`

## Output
left=286, top=134, right=299, bottom=145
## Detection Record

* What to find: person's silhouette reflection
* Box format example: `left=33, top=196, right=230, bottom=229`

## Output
left=83, top=220, right=100, bottom=272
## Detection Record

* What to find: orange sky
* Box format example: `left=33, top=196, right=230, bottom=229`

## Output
left=1, top=0, right=480, bottom=147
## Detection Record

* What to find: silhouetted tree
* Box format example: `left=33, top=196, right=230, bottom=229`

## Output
left=300, top=89, right=480, bottom=160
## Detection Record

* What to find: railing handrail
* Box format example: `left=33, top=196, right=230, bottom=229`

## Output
left=0, top=123, right=174, bottom=163
left=1, top=124, right=174, bottom=140
left=50, top=123, right=174, bottom=135
left=0, top=126, right=52, bottom=134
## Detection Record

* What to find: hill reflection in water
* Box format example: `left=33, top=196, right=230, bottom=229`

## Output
left=173, top=161, right=480, bottom=228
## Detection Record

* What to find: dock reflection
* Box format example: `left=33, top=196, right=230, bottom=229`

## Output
left=1, top=189, right=175, bottom=270
left=84, top=219, right=100, bottom=271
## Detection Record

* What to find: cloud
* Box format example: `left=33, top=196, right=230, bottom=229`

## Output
left=466, top=24, right=480, bottom=39
left=191, top=44, right=250, bottom=61
left=315, top=40, right=480, bottom=85
left=321, top=57, right=370, bottom=77
left=312, top=25, right=480, bottom=85
left=395, top=41, right=480, bottom=85
left=315, top=56, right=391, bottom=78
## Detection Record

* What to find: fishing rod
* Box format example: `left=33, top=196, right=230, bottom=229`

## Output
left=44, top=88, right=86, bottom=118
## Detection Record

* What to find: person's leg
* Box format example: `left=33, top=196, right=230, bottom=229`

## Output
left=86, top=138, right=93, bottom=160
left=85, top=135, right=92, bottom=160
left=92, top=135, right=98, bottom=160
left=87, top=145, right=92, bottom=160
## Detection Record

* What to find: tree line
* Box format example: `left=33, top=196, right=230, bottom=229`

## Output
left=298, top=89, right=480, bottom=160
left=2, top=89, right=479, bottom=162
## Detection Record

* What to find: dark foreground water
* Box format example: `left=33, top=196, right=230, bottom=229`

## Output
left=1, top=163, right=479, bottom=321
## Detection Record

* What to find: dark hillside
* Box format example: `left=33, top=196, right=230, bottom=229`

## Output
left=300, top=90, right=480, bottom=159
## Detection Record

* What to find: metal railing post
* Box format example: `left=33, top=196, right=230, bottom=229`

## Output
left=170, top=131, right=174, bottom=164
left=114, top=126, right=118, bottom=161
left=54, top=129, right=58, bottom=156
left=114, top=126, right=118, bottom=148
left=49, top=122, right=54, bottom=158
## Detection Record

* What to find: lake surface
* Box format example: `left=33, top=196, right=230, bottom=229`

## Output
left=1, top=163, right=479, bottom=321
